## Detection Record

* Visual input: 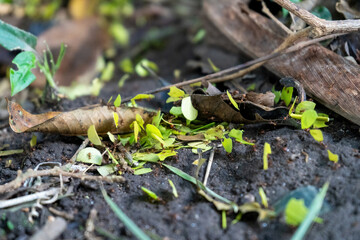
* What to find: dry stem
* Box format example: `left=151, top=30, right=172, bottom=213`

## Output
left=0, top=167, right=125, bottom=194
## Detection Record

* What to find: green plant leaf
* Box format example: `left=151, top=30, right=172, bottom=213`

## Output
left=228, top=129, right=254, bottom=145
left=169, top=106, right=183, bottom=116
left=101, top=187, right=151, bottom=240
left=311, top=6, right=332, bottom=20
left=295, top=101, right=316, bottom=114
left=76, top=147, right=102, bottom=165
left=114, top=94, right=121, bottom=107
left=272, top=86, right=281, bottom=104
left=204, top=125, right=224, bottom=140
left=192, top=29, right=206, bottom=44
left=222, top=137, right=233, bottom=153
left=181, top=96, right=198, bottom=121
left=301, top=110, right=318, bottom=129
left=113, top=112, right=119, bottom=128
left=141, top=187, right=159, bottom=200
left=134, top=168, right=153, bottom=175
left=101, top=61, right=115, bottom=82
left=130, top=94, right=155, bottom=106
left=109, top=23, right=129, bottom=46
left=0, top=19, right=37, bottom=51
left=107, top=132, right=116, bottom=143
left=157, top=149, right=177, bottom=161
left=167, top=86, right=186, bottom=103
left=227, top=90, right=239, bottom=110
left=310, top=129, right=323, bottom=142
left=136, top=114, right=145, bottom=130
left=327, top=150, right=339, bottom=163
left=88, top=125, right=102, bottom=146
left=281, top=87, right=293, bottom=106
left=30, top=134, right=37, bottom=148
left=285, top=198, right=321, bottom=226
left=10, top=51, right=37, bottom=96
left=168, top=179, right=178, bottom=198
left=97, top=163, right=117, bottom=176
left=146, top=124, right=163, bottom=139
left=291, top=182, right=329, bottom=240
left=119, top=58, right=133, bottom=73
left=263, top=142, right=271, bottom=170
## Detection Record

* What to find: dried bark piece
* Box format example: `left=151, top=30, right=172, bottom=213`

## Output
left=203, top=0, right=360, bottom=125
left=7, top=100, right=155, bottom=136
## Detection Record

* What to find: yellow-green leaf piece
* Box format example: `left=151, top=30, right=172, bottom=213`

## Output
left=136, top=114, right=145, bottom=130
left=301, top=110, right=318, bottom=129
left=227, top=90, right=239, bottom=110
left=113, top=112, right=119, bottom=128
left=181, top=96, right=198, bottom=121
left=327, top=150, right=339, bottom=163
left=167, top=86, right=186, bottom=103
left=30, top=134, right=37, bottom=147
left=168, top=179, right=178, bottom=198
left=228, top=129, right=254, bottom=145
left=204, top=125, right=224, bottom=140
left=222, top=137, right=232, bottom=153
left=131, top=94, right=155, bottom=106
left=208, top=58, right=220, bottom=72
left=88, top=125, right=102, bottom=146
left=131, top=121, right=140, bottom=143
left=141, top=186, right=158, bottom=200
left=114, top=94, right=121, bottom=107
left=263, top=142, right=271, bottom=170
left=285, top=198, right=323, bottom=226
left=310, top=129, right=323, bottom=142
left=134, top=168, right=153, bottom=175
left=281, top=87, right=293, bottom=106
left=259, top=187, right=268, bottom=208
left=157, top=149, right=177, bottom=161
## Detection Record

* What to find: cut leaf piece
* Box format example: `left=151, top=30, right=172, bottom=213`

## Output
left=114, top=94, right=121, bottom=107
left=181, top=96, right=198, bottom=121
left=168, top=179, right=178, bottom=198
left=327, top=150, right=339, bottom=163
left=227, top=90, right=239, bottom=110
left=134, top=168, right=152, bottom=175
left=222, top=138, right=232, bottom=153
left=88, top=125, right=102, bottom=146
left=10, top=51, right=37, bottom=96
left=76, top=147, right=102, bottom=165
left=310, top=129, right=323, bottom=142
left=131, top=94, right=155, bottom=106
left=301, top=110, right=318, bottom=129
left=229, top=129, right=254, bottom=145
left=295, top=101, right=316, bottom=114
left=263, top=142, right=271, bottom=170
left=97, top=164, right=117, bottom=176
left=167, top=86, right=186, bottom=103
left=141, top=187, right=159, bottom=200
left=285, top=198, right=322, bottom=227
left=281, top=87, right=293, bottom=106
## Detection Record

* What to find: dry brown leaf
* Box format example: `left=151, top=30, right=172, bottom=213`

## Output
left=7, top=100, right=155, bottom=136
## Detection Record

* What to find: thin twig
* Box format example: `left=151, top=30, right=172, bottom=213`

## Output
left=203, top=147, right=215, bottom=187
left=123, top=30, right=341, bottom=101
left=272, top=0, right=360, bottom=37
left=261, top=1, right=293, bottom=35
left=0, top=167, right=125, bottom=194
left=70, top=138, right=89, bottom=163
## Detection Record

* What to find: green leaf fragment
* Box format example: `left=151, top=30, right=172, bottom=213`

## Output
left=192, top=29, right=206, bottom=44
left=141, top=187, right=159, bottom=200
left=259, top=187, right=268, bottom=208
left=301, top=110, right=318, bottom=129
left=30, top=134, right=37, bottom=147
left=169, top=106, right=183, bottom=116
left=222, top=138, right=233, bottom=153
left=88, top=125, right=102, bottom=146
left=229, top=129, right=254, bottom=145
left=167, top=86, right=185, bottom=103
left=114, top=94, right=121, bottom=107
left=327, top=150, right=339, bottom=163
left=181, top=96, right=198, bottom=121
left=204, top=125, right=224, bottom=140
left=263, top=142, right=271, bottom=170
left=101, top=61, right=115, bottom=82
left=135, top=59, right=158, bottom=77
left=208, top=58, right=220, bottom=72
left=281, top=87, right=293, bottom=106
left=119, top=58, right=133, bottom=73
left=227, top=90, right=239, bottom=110
left=295, top=101, right=316, bottom=114
left=97, top=164, right=117, bottom=176
left=285, top=198, right=322, bottom=226
left=134, top=168, right=153, bottom=175
left=10, top=51, right=37, bottom=96
left=310, top=129, right=323, bottom=142
left=76, top=147, right=102, bottom=165
left=168, top=179, right=178, bottom=198
left=131, top=94, right=155, bottom=106
left=0, top=19, right=37, bottom=51
left=109, top=23, right=129, bottom=46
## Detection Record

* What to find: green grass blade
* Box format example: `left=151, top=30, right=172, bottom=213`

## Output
left=101, top=187, right=151, bottom=240
left=163, top=163, right=232, bottom=204
left=291, top=182, right=329, bottom=240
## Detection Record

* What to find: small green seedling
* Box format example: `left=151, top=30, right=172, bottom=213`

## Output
left=263, top=142, right=271, bottom=170
left=141, top=187, right=159, bottom=201
left=0, top=19, right=66, bottom=96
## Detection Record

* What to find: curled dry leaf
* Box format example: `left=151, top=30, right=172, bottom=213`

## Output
left=191, top=93, right=290, bottom=124
left=7, top=100, right=155, bottom=136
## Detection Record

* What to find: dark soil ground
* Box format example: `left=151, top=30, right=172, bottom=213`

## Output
left=1, top=1, right=360, bottom=240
